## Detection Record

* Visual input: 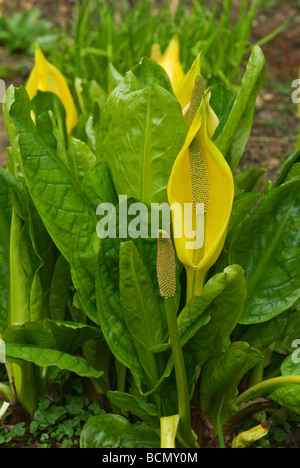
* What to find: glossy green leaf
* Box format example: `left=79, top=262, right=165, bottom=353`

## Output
left=95, top=199, right=169, bottom=391
left=3, top=321, right=56, bottom=348
left=44, top=319, right=103, bottom=354
left=80, top=414, right=131, bottom=448
left=131, top=57, right=175, bottom=93
left=31, top=90, right=68, bottom=160
left=281, top=353, right=300, bottom=377
left=214, top=45, right=265, bottom=171
left=8, top=87, right=118, bottom=324
left=238, top=313, right=289, bottom=353
left=80, top=414, right=160, bottom=448
left=284, top=163, right=300, bottom=183
left=71, top=162, right=117, bottom=323
left=227, top=192, right=261, bottom=236
left=199, top=342, right=262, bottom=426
left=4, top=343, right=103, bottom=379
left=229, top=180, right=300, bottom=323
left=185, top=264, right=247, bottom=366
left=67, top=137, right=96, bottom=184
left=107, top=391, right=159, bottom=426
left=268, top=384, right=300, bottom=414
left=275, top=150, right=300, bottom=187
left=209, top=84, right=234, bottom=122
left=119, top=241, right=165, bottom=388
left=148, top=265, right=247, bottom=401
left=3, top=319, right=102, bottom=354
left=215, top=191, right=261, bottom=273
left=96, top=234, right=146, bottom=391
left=96, top=59, right=187, bottom=204
left=9, top=86, right=88, bottom=263
left=234, top=167, right=266, bottom=193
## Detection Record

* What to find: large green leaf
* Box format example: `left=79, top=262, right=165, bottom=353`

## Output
left=229, top=180, right=300, bottom=324
left=234, top=167, right=266, bottom=194
left=107, top=391, right=159, bottom=426
left=95, top=233, right=146, bottom=391
left=95, top=198, right=171, bottom=391
left=3, top=319, right=103, bottom=355
left=43, top=319, right=103, bottom=354
left=7, top=86, right=118, bottom=323
left=213, top=45, right=265, bottom=171
left=71, top=162, right=117, bottom=323
left=184, top=264, right=247, bottom=366
left=80, top=414, right=132, bottom=448
left=8, top=86, right=89, bottom=264
left=238, top=312, right=289, bottom=353
left=281, top=353, right=300, bottom=377
left=96, top=59, right=187, bottom=204
left=66, top=137, right=96, bottom=184
left=4, top=343, right=103, bottom=379
left=119, top=241, right=166, bottom=388
left=275, top=150, right=300, bottom=186
left=147, top=265, right=246, bottom=398
left=268, top=385, right=300, bottom=414
left=214, top=191, right=261, bottom=273
left=80, top=414, right=160, bottom=448
left=101, top=85, right=186, bottom=204
left=3, top=321, right=55, bottom=348
left=199, top=342, right=262, bottom=426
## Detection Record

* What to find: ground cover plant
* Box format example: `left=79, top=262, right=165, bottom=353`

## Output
left=0, top=0, right=300, bottom=449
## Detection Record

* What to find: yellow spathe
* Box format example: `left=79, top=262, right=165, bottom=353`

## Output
left=26, top=44, right=78, bottom=134
left=167, top=89, right=234, bottom=298
left=151, top=36, right=184, bottom=92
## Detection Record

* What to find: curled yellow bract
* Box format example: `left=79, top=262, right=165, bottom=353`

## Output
left=167, top=83, right=234, bottom=299
left=151, top=36, right=185, bottom=92
left=26, top=44, right=78, bottom=134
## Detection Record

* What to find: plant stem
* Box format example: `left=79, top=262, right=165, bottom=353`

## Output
left=237, top=375, right=300, bottom=406
left=116, top=359, right=127, bottom=393
left=216, top=395, right=226, bottom=448
left=186, top=268, right=205, bottom=302
left=164, top=296, right=196, bottom=448
left=248, top=359, right=265, bottom=388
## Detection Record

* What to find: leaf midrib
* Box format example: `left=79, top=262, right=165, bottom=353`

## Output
left=140, top=87, right=152, bottom=203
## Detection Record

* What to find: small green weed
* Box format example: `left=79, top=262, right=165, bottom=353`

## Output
left=0, top=375, right=104, bottom=448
